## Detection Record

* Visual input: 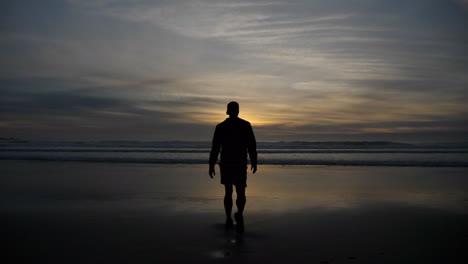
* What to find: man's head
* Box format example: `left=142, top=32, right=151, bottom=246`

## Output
left=226, top=101, right=239, bottom=117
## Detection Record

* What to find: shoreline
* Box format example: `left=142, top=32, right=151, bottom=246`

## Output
left=1, top=158, right=467, bottom=167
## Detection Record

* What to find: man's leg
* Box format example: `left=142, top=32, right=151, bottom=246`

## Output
left=224, top=184, right=233, bottom=220
left=235, top=185, right=246, bottom=214
left=234, top=185, right=246, bottom=233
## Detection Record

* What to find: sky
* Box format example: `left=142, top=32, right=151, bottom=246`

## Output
left=1, top=0, right=467, bottom=142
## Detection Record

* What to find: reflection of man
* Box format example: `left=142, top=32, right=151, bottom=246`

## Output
left=209, top=101, right=257, bottom=234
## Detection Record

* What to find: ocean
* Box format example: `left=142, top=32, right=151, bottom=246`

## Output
left=1, top=140, right=467, bottom=167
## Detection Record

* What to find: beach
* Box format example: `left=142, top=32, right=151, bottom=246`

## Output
left=2, top=160, right=468, bottom=263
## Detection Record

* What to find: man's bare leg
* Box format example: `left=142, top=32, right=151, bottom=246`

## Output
left=224, top=184, right=233, bottom=228
left=235, top=185, right=246, bottom=214
left=234, top=185, right=246, bottom=233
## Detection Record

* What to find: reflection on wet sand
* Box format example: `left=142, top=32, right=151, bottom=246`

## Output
left=2, top=161, right=468, bottom=263
left=246, top=165, right=468, bottom=213
left=4, top=163, right=466, bottom=213
left=208, top=223, right=245, bottom=260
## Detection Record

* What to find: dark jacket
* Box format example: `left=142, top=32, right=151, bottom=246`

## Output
left=209, top=117, right=257, bottom=167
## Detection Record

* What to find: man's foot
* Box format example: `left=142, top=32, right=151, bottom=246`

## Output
left=225, top=218, right=234, bottom=229
left=234, top=212, right=244, bottom=234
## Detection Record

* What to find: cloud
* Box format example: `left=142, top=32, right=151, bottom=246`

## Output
left=0, top=77, right=219, bottom=140
left=86, top=0, right=467, bottom=86
left=0, top=0, right=467, bottom=141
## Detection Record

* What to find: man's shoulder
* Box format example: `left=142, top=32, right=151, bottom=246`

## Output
left=237, top=118, right=251, bottom=126
left=217, top=117, right=252, bottom=128
left=239, top=118, right=251, bottom=127
left=217, top=118, right=229, bottom=127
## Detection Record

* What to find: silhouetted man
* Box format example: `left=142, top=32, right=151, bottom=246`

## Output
left=209, top=101, right=257, bottom=234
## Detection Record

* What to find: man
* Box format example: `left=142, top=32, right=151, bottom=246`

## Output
left=209, top=101, right=257, bottom=234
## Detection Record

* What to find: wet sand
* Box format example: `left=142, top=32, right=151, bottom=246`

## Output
left=2, top=161, right=468, bottom=263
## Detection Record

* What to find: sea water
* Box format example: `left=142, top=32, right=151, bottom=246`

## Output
left=1, top=140, right=467, bottom=167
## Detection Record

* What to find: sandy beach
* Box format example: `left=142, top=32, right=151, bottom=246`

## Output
left=2, top=161, right=468, bottom=263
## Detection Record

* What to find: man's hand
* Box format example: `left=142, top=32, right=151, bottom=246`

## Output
left=251, top=164, right=257, bottom=174
left=209, top=166, right=215, bottom=178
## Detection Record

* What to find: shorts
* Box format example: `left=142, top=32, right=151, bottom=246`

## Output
left=220, top=165, right=247, bottom=187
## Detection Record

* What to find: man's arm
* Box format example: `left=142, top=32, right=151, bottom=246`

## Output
left=247, top=123, right=257, bottom=174
left=209, top=126, right=221, bottom=178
